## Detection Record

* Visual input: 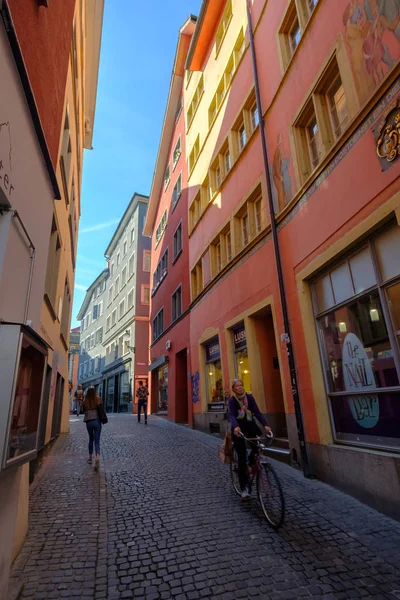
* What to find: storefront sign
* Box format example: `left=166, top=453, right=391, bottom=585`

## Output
left=233, top=325, right=246, bottom=352
left=205, top=339, right=220, bottom=362
left=343, top=333, right=379, bottom=429
left=207, top=401, right=226, bottom=413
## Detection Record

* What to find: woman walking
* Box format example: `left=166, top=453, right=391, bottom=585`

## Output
left=83, top=387, right=104, bottom=471
left=228, top=379, right=272, bottom=501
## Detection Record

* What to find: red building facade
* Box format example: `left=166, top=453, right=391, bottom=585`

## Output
left=149, top=0, right=400, bottom=518
left=144, top=17, right=197, bottom=424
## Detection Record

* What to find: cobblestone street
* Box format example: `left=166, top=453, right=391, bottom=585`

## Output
left=9, top=415, right=400, bottom=600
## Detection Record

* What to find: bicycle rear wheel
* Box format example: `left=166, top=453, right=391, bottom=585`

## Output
left=256, top=462, right=285, bottom=528
left=230, top=448, right=241, bottom=496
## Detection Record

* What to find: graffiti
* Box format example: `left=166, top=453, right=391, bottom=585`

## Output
left=191, top=371, right=200, bottom=404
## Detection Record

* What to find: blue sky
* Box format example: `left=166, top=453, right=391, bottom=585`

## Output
left=72, top=0, right=202, bottom=327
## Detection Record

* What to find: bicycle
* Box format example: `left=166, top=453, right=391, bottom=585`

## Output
left=230, top=432, right=285, bottom=529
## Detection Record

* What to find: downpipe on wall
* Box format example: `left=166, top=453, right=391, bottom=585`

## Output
left=245, top=0, right=312, bottom=477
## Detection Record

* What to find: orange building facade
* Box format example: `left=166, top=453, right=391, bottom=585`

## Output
left=179, top=0, right=400, bottom=518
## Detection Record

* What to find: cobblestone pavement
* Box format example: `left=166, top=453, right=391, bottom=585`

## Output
left=9, top=414, right=400, bottom=600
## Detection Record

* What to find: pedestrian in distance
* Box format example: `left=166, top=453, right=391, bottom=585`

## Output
left=136, top=380, right=149, bottom=424
left=83, top=386, right=107, bottom=471
left=227, top=378, right=272, bottom=501
left=73, top=384, right=83, bottom=417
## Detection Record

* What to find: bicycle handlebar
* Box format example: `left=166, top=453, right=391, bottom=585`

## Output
left=238, top=431, right=274, bottom=441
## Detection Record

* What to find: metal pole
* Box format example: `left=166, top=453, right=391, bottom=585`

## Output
left=246, top=0, right=312, bottom=476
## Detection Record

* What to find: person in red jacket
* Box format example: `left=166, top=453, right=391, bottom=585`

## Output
left=228, top=379, right=272, bottom=501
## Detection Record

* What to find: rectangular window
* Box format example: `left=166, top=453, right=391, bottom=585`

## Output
left=187, top=75, right=204, bottom=128
left=251, top=104, right=259, bottom=131
left=119, top=299, right=125, bottom=319
left=191, top=260, right=203, bottom=300
left=121, top=267, right=127, bottom=287
left=108, top=285, right=113, bottom=305
left=115, top=277, right=120, bottom=298
left=111, top=309, right=117, bottom=326
left=326, top=68, right=348, bottom=141
left=152, top=308, right=164, bottom=341
left=215, top=0, right=232, bottom=55
left=93, top=304, right=98, bottom=321
left=172, top=286, right=182, bottom=322
left=312, top=226, right=400, bottom=451
left=173, top=137, right=181, bottom=167
left=238, top=123, right=247, bottom=151
left=172, top=174, right=182, bottom=209
left=44, top=217, right=61, bottom=310
left=242, top=212, right=249, bottom=247
left=307, top=0, right=318, bottom=16
left=255, top=198, right=263, bottom=234
left=90, top=332, right=95, bottom=348
left=117, top=253, right=120, bottom=267
left=226, top=231, right=232, bottom=263
left=280, top=2, right=302, bottom=68
left=106, top=315, right=111, bottom=331
left=164, top=164, right=170, bottom=189
left=130, top=229, right=135, bottom=244
left=127, top=288, right=134, bottom=310
left=173, top=223, right=182, bottom=261
left=215, top=164, right=221, bottom=190
left=123, top=241, right=127, bottom=257
left=110, top=263, right=115, bottom=277
left=224, top=150, right=231, bottom=175
left=216, top=242, right=222, bottom=273
left=142, top=285, right=150, bottom=305
left=129, top=253, right=135, bottom=278
left=189, top=136, right=200, bottom=174
left=143, top=250, right=151, bottom=272
left=155, top=209, right=168, bottom=245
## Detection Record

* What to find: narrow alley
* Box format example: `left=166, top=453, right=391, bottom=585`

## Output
left=9, top=416, right=400, bottom=600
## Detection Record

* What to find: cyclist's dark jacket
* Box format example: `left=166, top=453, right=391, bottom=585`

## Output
left=227, top=394, right=268, bottom=433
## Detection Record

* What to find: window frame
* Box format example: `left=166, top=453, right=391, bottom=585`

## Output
left=171, top=284, right=183, bottom=323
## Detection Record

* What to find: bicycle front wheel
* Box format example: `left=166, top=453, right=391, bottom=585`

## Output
left=230, top=448, right=241, bottom=496
left=257, top=462, right=285, bottom=528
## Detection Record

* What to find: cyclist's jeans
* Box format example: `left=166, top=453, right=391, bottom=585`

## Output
left=233, top=422, right=261, bottom=491
left=138, top=401, right=147, bottom=423
left=86, top=418, right=102, bottom=455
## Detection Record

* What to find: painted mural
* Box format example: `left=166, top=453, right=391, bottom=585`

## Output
left=270, top=133, right=293, bottom=214
left=343, top=0, right=400, bottom=105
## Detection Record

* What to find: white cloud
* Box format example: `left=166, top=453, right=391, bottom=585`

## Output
left=75, top=284, right=88, bottom=292
left=80, top=219, right=119, bottom=234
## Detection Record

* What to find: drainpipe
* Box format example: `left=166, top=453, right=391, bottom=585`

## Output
left=246, top=1, right=311, bottom=477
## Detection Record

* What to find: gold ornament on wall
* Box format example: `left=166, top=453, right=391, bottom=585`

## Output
left=376, top=100, right=400, bottom=163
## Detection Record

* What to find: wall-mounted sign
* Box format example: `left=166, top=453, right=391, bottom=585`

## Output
left=207, top=401, right=225, bottom=413
left=343, top=333, right=379, bottom=429
left=205, top=338, right=220, bottom=363
left=233, top=324, right=246, bottom=352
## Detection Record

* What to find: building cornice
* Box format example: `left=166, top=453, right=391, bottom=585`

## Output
left=185, top=0, right=226, bottom=72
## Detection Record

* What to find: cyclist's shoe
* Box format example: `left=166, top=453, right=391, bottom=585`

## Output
left=241, top=487, right=250, bottom=501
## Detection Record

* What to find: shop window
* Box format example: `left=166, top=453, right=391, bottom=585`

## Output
left=172, top=174, right=182, bottom=210
left=157, top=365, right=168, bottom=412
left=172, top=285, right=182, bottom=322
left=313, top=226, right=400, bottom=450
left=173, top=222, right=182, bottom=262
left=152, top=308, right=164, bottom=341
left=232, top=324, right=252, bottom=393
left=215, top=0, right=232, bottom=55
left=204, top=338, right=225, bottom=411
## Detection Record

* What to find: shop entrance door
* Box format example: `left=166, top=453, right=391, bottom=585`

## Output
left=250, top=307, right=286, bottom=437
left=175, top=350, right=188, bottom=423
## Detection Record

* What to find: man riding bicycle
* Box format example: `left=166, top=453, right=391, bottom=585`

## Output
left=227, top=379, right=272, bottom=501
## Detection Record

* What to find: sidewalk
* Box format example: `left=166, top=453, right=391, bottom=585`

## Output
left=9, top=414, right=400, bottom=600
